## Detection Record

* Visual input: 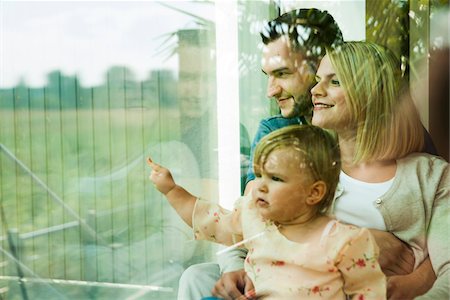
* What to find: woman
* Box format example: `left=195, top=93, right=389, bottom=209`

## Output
left=311, top=41, right=449, bottom=299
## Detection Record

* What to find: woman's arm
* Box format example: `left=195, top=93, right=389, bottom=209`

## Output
left=369, top=229, right=415, bottom=276
left=387, top=257, right=436, bottom=300
left=416, top=163, right=450, bottom=299
left=370, top=230, right=438, bottom=299
left=374, top=158, right=449, bottom=299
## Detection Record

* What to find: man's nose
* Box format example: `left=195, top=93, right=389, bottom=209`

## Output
left=267, top=78, right=282, bottom=98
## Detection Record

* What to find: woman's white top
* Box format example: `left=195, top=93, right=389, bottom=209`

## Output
left=334, top=171, right=394, bottom=231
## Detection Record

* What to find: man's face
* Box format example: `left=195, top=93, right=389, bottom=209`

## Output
left=261, top=36, right=315, bottom=118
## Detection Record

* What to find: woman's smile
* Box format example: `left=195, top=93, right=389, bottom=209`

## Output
left=313, top=101, right=334, bottom=110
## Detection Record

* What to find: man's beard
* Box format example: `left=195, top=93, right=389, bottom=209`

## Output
left=291, top=94, right=313, bottom=118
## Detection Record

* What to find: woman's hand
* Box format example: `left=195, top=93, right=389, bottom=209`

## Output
left=387, top=275, right=416, bottom=300
left=387, top=257, right=436, bottom=299
left=371, top=230, right=436, bottom=299
left=369, top=229, right=415, bottom=276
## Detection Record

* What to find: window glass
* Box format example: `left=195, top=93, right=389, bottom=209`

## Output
left=237, top=0, right=275, bottom=193
left=0, top=2, right=218, bottom=299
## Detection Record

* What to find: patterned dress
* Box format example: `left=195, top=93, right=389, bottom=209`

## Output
left=193, top=196, right=386, bottom=300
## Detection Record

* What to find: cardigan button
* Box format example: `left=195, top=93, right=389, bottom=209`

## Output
left=375, top=198, right=382, bottom=206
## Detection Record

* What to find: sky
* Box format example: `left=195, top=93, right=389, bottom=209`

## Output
left=0, top=0, right=365, bottom=88
left=0, top=1, right=214, bottom=87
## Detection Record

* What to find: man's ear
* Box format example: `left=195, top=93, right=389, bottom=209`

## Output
left=306, top=180, right=327, bottom=205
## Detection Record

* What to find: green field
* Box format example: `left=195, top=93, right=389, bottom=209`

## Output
left=0, top=108, right=215, bottom=299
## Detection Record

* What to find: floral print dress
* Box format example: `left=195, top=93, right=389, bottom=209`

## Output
left=193, top=196, right=386, bottom=300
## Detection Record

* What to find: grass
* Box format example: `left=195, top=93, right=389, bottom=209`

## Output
left=0, top=108, right=215, bottom=299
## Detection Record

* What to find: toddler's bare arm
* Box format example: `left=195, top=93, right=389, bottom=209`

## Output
left=147, top=157, right=197, bottom=227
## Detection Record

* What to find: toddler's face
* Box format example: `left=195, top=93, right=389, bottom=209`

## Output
left=252, top=147, right=317, bottom=224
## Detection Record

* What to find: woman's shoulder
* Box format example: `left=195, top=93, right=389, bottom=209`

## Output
left=398, top=152, right=448, bottom=170
left=395, top=153, right=448, bottom=189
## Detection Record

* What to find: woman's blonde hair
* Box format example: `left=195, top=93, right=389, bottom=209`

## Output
left=253, top=125, right=341, bottom=215
left=328, top=41, right=424, bottom=162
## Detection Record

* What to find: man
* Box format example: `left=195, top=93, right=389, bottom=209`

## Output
left=178, top=8, right=436, bottom=300
left=243, top=8, right=342, bottom=195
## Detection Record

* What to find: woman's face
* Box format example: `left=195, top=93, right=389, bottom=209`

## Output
left=311, top=55, right=351, bottom=132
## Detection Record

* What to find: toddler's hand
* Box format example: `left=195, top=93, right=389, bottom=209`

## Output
left=147, top=157, right=176, bottom=195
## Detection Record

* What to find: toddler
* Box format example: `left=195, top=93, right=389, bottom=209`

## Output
left=148, top=124, right=386, bottom=299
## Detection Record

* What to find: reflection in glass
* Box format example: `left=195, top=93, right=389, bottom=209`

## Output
left=0, top=1, right=216, bottom=299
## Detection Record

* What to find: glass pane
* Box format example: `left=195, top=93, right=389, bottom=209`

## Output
left=0, top=1, right=218, bottom=299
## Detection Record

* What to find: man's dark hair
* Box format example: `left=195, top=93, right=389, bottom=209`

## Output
left=260, top=8, right=343, bottom=60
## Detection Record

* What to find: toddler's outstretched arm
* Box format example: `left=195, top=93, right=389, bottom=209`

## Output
left=147, top=157, right=197, bottom=227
